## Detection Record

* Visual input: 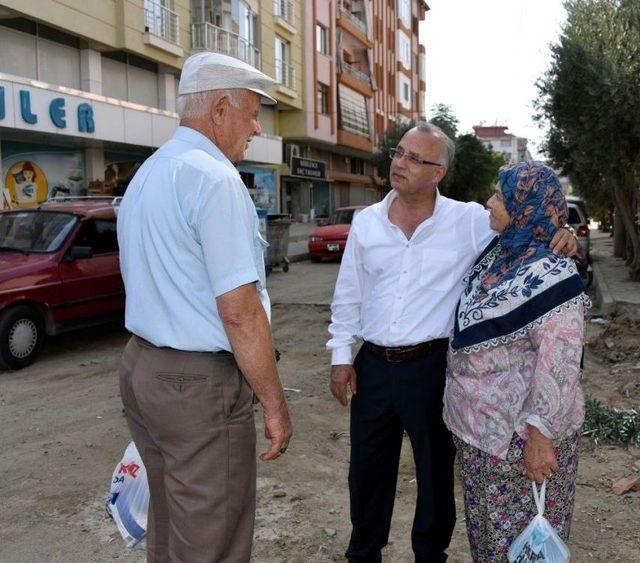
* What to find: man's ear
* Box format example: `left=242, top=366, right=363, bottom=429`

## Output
left=210, top=94, right=229, bottom=126
left=437, top=166, right=448, bottom=184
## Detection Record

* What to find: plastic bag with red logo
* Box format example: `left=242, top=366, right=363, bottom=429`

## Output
left=105, top=441, right=149, bottom=547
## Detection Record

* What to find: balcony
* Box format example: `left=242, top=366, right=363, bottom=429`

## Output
left=338, top=60, right=373, bottom=97
left=339, top=7, right=367, bottom=35
left=191, top=22, right=261, bottom=69
left=274, top=0, right=295, bottom=26
left=275, top=59, right=296, bottom=92
left=144, top=0, right=179, bottom=44
left=342, top=62, right=371, bottom=87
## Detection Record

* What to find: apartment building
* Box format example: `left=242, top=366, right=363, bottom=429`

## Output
left=473, top=125, right=532, bottom=165
left=190, top=0, right=291, bottom=213
left=279, top=0, right=429, bottom=220
left=0, top=0, right=191, bottom=207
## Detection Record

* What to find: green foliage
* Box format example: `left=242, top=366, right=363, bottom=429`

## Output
left=373, top=105, right=503, bottom=204
left=582, top=398, right=640, bottom=447
left=372, top=120, right=416, bottom=187
left=442, top=134, right=505, bottom=205
left=535, top=0, right=640, bottom=278
left=429, top=103, right=459, bottom=140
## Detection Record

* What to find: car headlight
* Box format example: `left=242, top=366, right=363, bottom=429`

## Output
left=309, top=236, right=323, bottom=242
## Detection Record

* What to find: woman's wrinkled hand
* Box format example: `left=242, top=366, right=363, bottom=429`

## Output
left=523, top=425, right=558, bottom=484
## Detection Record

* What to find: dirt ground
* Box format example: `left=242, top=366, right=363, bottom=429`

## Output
left=1, top=262, right=639, bottom=562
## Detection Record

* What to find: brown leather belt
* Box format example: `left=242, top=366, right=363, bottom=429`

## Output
left=363, top=338, right=449, bottom=363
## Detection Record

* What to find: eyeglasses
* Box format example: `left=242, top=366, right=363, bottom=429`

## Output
left=389, top=146, right=443, bottom=167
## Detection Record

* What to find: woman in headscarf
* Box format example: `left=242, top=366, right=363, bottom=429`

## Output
left=443, top=161, right=589, bottom=561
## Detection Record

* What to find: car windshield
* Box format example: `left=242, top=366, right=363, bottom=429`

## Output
left=329, top=209, right=361, bottom=225
left=0, top=211, right=78, bottom=253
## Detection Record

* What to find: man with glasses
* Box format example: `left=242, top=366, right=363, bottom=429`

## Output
left=327, top=123, right=577, bottom=562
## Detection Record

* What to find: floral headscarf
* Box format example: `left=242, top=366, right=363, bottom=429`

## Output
left=451, top=161, right=588, bottom=353
left=479, top=161, right=568, bottom=295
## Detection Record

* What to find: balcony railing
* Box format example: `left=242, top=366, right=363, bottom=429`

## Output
left=339, top=6, right=367, bottom=35
left=191, top=22, right=261, bottom=69
left=144, top=0, right=179, bottom=44
left=273, top=0, right=294, bottom=25
left=275, top=59, right=295, bottom=90
left=342, top=61, right=372, bottom=87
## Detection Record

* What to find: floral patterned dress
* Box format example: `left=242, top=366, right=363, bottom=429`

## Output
left=443, top=302, right=585, bottom=562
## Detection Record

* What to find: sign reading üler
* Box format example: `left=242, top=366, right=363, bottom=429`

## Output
left=0, top=85, right=95, bottom=133
left=290, top=156, right=327, bottom=180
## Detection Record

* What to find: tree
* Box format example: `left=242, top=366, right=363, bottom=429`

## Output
left=535, top=0, right=640, bottom=280
left=373, top=105, right=503, bottom=204
left=444, top=135, right=505, bottom=204
left=429, top=103, right=459, bottom=140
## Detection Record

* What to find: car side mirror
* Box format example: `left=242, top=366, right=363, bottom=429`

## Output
left=66, top=245, right=94, bottom=261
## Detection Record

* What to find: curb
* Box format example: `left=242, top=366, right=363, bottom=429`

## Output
left=288, top=253, right=309, bottom=263
left=592, top=258, right=616, bottom=317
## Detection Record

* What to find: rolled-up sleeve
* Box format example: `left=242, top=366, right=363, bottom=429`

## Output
left=327, top=218, right=364, bottom=365
left=518, top=303, right=586, bottom=440
left=196, top=177, right=259, bottom=297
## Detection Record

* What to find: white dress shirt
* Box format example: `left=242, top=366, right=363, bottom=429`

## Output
left=117, top=126, right=269, bottom=352
left=327, top=189, right=495, bottom=365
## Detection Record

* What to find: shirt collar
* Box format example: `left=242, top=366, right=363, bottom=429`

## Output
left=172, top=126, right=236, bottom=170
left=379, top=187, right=444, bottom=224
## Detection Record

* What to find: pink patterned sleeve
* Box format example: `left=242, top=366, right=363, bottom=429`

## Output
left=518, top=302, right=586, bottom=441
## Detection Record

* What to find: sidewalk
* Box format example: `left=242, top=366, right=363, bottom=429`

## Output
left=590, top=229, right=640, bottom=315
left=286, top=221, right=316, bottom=262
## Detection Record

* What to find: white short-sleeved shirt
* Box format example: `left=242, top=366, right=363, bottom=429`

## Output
left=117, top=126, right=270, bottom=352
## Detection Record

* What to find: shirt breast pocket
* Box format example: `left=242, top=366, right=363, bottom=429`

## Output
left=420, top=249, right=459, bottom=292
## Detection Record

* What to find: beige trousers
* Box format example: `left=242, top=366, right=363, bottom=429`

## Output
left=119, top=336, right=256, bottom=563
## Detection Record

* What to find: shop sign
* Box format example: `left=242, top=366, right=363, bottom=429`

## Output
left=290, top=156, right=327, bottom=180
left=0, top=86, right=95, bottom=133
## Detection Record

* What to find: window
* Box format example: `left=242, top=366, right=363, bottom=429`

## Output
left=397, top=0, right=411, bottom=28
left=102, top=52, right=160, bottom=107
left=275, top=36, right=292, bottom=88
left=350, top=158, right=365, bottom=175
left=338, top=84, right=370, bottom=137
left=316, top=23, right=328, bottom=55
left=0, top=18, right=80, bottom=89
left=500, top=139, right=512, bottom=147
left=398, top=75, right=411, bottom=108
left=74, top=220, right=119, bottom=255
left=317, top=83, right=330, bottom=115
left=398, top=31, right=411, bottom=69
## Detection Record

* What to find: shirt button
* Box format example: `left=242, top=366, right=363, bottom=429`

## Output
left=403, top=270, right=407, bottom=274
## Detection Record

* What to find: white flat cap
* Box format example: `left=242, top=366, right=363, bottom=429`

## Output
left=179, top=52, right=277, bottom=105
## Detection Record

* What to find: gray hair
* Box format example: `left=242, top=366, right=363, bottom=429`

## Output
left=413, top=122, right=456, bottom=168
left=176, top=89, right=245, bottom=120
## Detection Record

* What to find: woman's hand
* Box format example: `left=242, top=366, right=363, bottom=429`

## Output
left=523, top=425, right=558, bottom=484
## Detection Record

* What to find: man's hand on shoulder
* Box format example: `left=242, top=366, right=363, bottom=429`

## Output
left=330, top=364, right=357, bottom=407
left=549, top=227, right=578, bottom=256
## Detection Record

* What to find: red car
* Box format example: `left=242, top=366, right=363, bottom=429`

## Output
left=0, top=199, right=123, bottom=370
left=308, top=206, right=367, bottom=261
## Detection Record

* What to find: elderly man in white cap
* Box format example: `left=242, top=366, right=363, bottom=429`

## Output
left=117, top=52, right=293, bottom=562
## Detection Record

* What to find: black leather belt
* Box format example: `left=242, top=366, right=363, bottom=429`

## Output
left=363, top=338, right=449, bottom=363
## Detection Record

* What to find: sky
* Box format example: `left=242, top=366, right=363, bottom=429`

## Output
left=419, top=0, right=568, bottom=158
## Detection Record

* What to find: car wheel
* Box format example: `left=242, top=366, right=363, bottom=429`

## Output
left=0, top=305, right=45, bottom=370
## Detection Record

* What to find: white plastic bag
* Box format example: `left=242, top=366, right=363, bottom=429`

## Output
left=507, top=480, right=570, bottom=562
left=105, top=441, right=149, bottom=547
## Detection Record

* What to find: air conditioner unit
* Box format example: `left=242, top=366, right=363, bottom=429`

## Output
left=286, top=143, right=300, bottom=166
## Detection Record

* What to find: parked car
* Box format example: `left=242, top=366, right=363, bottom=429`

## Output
left=308, top=206, right=367, bottom=261
left=567, top=201, right=592, bottom=287
left=0, top=198, right=123, bottom=370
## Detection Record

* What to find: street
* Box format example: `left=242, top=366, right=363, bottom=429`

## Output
left=1, top=260, right=639, bottom=562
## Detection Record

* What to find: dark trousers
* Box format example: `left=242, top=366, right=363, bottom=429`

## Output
left=346, top=345, right=456, bottom=563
